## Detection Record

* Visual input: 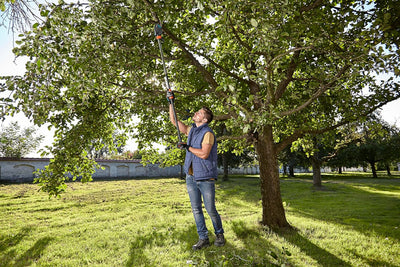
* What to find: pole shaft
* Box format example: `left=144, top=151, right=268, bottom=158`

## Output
left=157, top=38, right=183, bottom=143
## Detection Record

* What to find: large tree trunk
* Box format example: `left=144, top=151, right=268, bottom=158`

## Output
left=311, top=156, right=322, bottom=187
left=338, top=166, right=342, bottom=174
left=255, top=125, right=290, bottom=229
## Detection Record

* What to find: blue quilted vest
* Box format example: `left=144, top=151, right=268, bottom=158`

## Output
left=184, top=123, right=218, bottom=180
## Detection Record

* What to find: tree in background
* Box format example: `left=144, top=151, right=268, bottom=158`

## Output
left=1, top=0, right=399, bottom=228
left=86, top=131, right=126, bottom=159
left=292, top=123, right=364, bottom=186
left=277, top=145, right=309, bottom=177
left=215, top=123, right=257, bottom=180
left=0, top=121, right=44, bottom=158
left=341, top=116, right=400, bottom=178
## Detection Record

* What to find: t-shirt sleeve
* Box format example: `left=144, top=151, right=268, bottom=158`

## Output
left=202, top=132, right=215, bottom=145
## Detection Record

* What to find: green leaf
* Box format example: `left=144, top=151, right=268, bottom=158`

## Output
left=250, top=18, right=258, bottom=27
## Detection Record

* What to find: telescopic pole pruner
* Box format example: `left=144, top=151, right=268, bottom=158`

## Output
left=154, top=24, right=183, bottom=146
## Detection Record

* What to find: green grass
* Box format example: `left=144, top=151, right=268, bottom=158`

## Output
left=0, top=172, right=399, bottom=266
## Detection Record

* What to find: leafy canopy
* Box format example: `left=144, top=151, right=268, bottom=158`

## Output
left=1, top=0, right=399, bottom=196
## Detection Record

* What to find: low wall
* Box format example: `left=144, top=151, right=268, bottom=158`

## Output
left=0, top=158, right=182, bottom=182
left=0, top=158, right=259, bottom=182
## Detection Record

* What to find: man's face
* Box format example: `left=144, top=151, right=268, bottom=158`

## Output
left=193, top=109, right=207, bottom=123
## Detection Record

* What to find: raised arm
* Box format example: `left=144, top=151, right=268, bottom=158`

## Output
left=169, top=104, right=190, bottom=136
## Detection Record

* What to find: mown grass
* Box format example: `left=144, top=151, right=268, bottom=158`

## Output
left=0, top=172, right=399, bottom=266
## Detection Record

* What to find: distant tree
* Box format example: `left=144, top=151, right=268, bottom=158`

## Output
left=292, top=133, right=337, bottom=186
left=86, top=131, right=126, bottom=159
left=340, top=115, right=400, bottom=178
left=217, top=149, right=256, bottom=181
left=0, top=121, right=44, bottom=158
left=277, top=145, right=309, bottom=177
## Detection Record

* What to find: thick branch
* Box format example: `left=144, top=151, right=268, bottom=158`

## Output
left=274, top=49, right=301, bottom=102
left=299, top=0, right=324, bottom=13
left=275, top=94, right=400, bottom=153
left=216, top=134, right=247, bottom=142
left=278, top=64, right=350, bottom=118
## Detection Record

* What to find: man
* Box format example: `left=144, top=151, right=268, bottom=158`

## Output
left=169, top=104, right=225, bottom=250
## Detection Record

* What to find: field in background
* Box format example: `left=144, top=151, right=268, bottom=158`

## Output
left=1, top=172, right=399, bottom=266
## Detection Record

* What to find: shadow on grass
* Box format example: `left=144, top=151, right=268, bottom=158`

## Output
left=0, top=226, right=32, bottom=254
left=276, top=227, right=352, bottom=267
left=125, top=224, right=199, bottom=267
left=0, top=226, right=53, bottom=267
left=281, top=178, right=400, bottom=242
left=125, top=221, right=285, bottom=266
left=351, top=250, right=398, bottom=267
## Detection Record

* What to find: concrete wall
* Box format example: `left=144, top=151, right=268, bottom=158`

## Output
left=0, top=158, right=183, bottom=182
left=0, top=158, right=259, bottom=182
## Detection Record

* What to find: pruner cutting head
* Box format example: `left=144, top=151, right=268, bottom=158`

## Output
left=154, top=24, right=163, bottom=40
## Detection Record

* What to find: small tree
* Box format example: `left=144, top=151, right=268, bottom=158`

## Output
left=0, top=121, right=44, bottom=158
left=337, top=115, right=400, bottom=178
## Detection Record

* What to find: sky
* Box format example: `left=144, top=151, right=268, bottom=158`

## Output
left=1, top=7, right=399, bottom=157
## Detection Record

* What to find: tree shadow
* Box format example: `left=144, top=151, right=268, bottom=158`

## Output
left=13, top=237, right=54, bottom=267
left=0, top=226, right=53, bottom=267
left=276, top=227, right=352, bottom=267
left=350, top=250, right=398, bottom=267
left=0, top=226, right=32, bottom=254
left=282, top=179, right=400, bottom=242
left=125, top=224, right=199, bottom=266
left=125, top=220, right=284, bottom=266
left=227, top=220, right=286, bottom=266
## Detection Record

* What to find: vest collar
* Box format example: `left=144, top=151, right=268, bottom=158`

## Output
left=191, top=122, right=209, bottom=130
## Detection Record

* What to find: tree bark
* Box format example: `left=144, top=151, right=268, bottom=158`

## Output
left=311, top=156, right=322, bottom=187
left=338, top=166, right=342, bottom=174
left=255, top=125, right=290, bottom=229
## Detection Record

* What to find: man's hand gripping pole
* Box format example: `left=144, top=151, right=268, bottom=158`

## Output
left=155, top=24, right=183, bottom=147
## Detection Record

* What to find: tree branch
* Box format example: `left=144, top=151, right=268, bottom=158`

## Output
left=273, top=49, right=301, bottom=102
left=275, top=94, right=400, bottom=153
left=278, top=64, right=350, bottom=118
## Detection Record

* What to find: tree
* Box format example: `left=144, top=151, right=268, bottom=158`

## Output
left=277, top=145, right=309, bottom=177
left=1, top=0, right=400, bottom=228
left=292, top=134, right=337, bottom=187
left=87, top=131, right=126, bottom=159
left=215, top=123, right=256, bottom=180
left=343, top=116, right=400, bottom=178
left=0, top=121, right=44, bottom=157
left=293, top=124, right=363, bottom=186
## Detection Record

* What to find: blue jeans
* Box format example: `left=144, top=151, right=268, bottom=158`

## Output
left=186, top=175, right=224, bottom=240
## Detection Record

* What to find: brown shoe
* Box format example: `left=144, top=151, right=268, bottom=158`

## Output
left=192, top=239, right=210, bottom=250
left=214, top=234, right=225, bottom=247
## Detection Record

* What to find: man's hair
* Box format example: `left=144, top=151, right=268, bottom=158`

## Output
left=202, top=106, right=213, bottom=123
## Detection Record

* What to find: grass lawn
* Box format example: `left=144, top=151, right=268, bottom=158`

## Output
left=0, top=172, right=399, bottom=266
